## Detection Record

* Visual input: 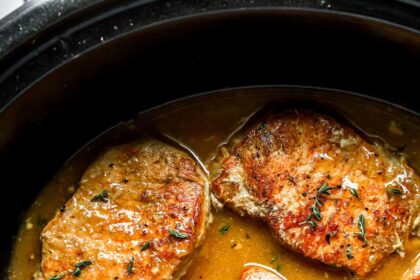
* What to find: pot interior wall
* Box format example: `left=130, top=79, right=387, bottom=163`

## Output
left=1, top=9, right=420, bottom=275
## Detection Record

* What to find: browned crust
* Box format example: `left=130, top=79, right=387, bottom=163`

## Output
left=211, top=110, right=420, bottom=277
left=39, top=139, right=209, bottom=279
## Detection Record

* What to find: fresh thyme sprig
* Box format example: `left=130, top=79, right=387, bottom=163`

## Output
left=300, top=183, right=334, bottom=230
left=357, top=214, right=367, bottom=243
left=312, top=183, right=335, bottom=221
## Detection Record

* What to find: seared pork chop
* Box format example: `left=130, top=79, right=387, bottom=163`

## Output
left=38, top=140, right=210, bottom=280
left=211, top=110, right=420, bottom=277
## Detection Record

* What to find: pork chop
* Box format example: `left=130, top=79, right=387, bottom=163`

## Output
left=211, top=110, right=420, bottom=277
left=37, top=139, right=210, bottom=280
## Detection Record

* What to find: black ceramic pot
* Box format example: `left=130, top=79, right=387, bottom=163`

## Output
left=1, top=0, right=420, bottom=278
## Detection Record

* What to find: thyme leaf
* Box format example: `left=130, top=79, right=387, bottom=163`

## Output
left=50, top=273, right=65, bottom=280
left=73, top=268, right=81, bottom=277
left=127, top=257, right=134, bottom=274
left=307, top=220, right=317, bottom=229
left=168, top=229, right=189, bottom=239
left=90, top=190, right=109, bottom=202
left=141, top=242, right=151, bottom=251
left=357, top=214, right=367, bottom=243
left=75, top=260, right=93, bottom=268
left=270, top=254, right=282, bottom=272
left=220, top=224, right=231, bottom=235
left=388, top=188, right=403, bottom=195
left=317, top=183, right=335, bottom=195
left=299, top=214, right=317, bottom=229
left=350, top=188, right=361, bottom=199
left=311, top=204, right=321, bottom=220
left=72, top=260, right=93, bottom=277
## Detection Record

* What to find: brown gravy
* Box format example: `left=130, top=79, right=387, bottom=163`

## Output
left=8, top=89, right=420, bottom=279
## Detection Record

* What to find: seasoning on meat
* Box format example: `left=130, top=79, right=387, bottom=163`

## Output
left=37, top=139, right=210, bottom=279
left=211, top=110, right=420, bottom=277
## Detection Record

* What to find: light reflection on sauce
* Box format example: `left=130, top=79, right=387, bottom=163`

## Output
left=386, top=169, right=410, bottom=193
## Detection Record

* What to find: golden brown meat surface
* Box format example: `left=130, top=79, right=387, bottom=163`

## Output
left=38, top=140, right=209, bottom=280
left=240, top=265, right=286, bottom=280
left=211, top=110, right=420, bottom=277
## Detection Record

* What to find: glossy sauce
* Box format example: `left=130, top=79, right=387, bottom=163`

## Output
left=8, top=89, right=420, bottom=279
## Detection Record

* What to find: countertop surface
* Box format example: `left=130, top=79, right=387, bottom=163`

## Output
left=0, top=0, right=25, bottom=20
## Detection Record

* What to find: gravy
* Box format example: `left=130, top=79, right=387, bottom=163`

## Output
left=9, top=88, right=420, bottom=279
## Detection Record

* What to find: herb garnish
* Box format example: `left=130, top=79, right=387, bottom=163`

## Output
left=73, top=260, right=93, bottom=277
left=357, top=214, right=367, bottom=243
left=90, top=190, right=109, bottom=202
left=307, top=220, right=317, bottom=229
left=127, top=257, right=134, bottom=274
left=141, top=242, right=151, bottom=251
left=168, top=229, right=189, bottom=239
left=346, top=245, right=353, bottom=259
left=388, top=187, right=403, bottom=195
left=220, top=224, right=231, bottom=235
left=270, top=254, right=281, bottom=272
left=318, top=183, right=335, bottom=196
left=299, top=213, right=317, bottom=229
left=300, top=183, right=334, bottom=229
left=73, top=268, right=82, bottom=277
left=50, top=273, right=65, bottom=280
left=312, top=183, right=335, bottom=221
left=350, top=188, right=361, bottom=199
